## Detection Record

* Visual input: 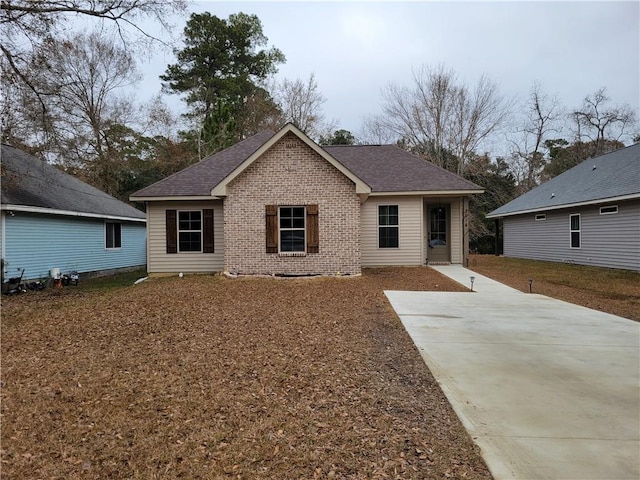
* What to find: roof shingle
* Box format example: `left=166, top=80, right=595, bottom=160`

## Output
left=488, top=143, right=640, bottom=218
left=1, top=144, right=145, bottom=219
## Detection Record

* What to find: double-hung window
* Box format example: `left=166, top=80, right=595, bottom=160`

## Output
left=105, top=222, right=122, bottom=249
left=265, top=205, right=319, bottom=254
left=570, top=214, right=580, bottom=248
left=178, top=211, right=202, bottom=252
left=166, top=209, right=214, bottom=254
left=378, top=205, right=399, bottom=248
left=279, top=206, right=306, bottom=253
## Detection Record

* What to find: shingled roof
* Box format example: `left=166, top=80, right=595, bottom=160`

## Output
left=131, top=128, right=481, bottom=199
left=1, top=144, right=145, bottom=221
left=325, top=144, right=482, bottom=192
left=487, top=143, right=640, bottom=218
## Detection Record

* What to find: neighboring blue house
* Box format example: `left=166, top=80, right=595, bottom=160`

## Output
left=487, top=143, right=640, bottom=272
left=1, top=144, right=147, bottom=281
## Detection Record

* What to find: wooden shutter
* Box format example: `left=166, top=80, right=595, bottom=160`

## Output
left=166, top=209, right=177, bottom=254
left=306, top=204, right=319, bottom=254
left=203, top=209, right=214, bottom=253
left=265, top=205, right=278, bottom=253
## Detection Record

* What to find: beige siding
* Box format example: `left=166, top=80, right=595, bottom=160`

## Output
left=361, top=196, right=423, bottom=267
left=450, top=198, right=463, bottom=264
left=147, top=200, right=224, bottom=273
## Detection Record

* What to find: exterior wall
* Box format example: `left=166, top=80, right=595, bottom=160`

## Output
left=503, top=198, right=640, bottom=271
left=146, top=200, right=224, bottom=273
left=224, top=132, right=361, bottom=275
left=361, top=196, right=423, bottom=267
left=1, top=211, right=146, bottom=280
left=450, top=197, right=463, bottom=264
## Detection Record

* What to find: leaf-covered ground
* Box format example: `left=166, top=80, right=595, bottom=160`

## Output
left=468, top=254, right=640, bottom=321
left=1, top=267, right=492, bottom=479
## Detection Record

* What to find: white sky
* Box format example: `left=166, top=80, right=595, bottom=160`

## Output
left=137, top=0, right=640, bottom=150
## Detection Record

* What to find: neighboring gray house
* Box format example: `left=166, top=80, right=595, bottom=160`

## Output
left=1, top=144, right=147, bottom=280
left=487, top=143, right=640, bottom=271
left=130, top=123, right=483, bottom=276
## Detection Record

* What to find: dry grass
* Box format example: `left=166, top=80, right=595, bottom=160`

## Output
left=1, top=267, right=491, bottom=479
left=468, top=254, right=640, bottom=321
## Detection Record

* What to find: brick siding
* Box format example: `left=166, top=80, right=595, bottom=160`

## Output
left=224, top=132, right=361, bottom=275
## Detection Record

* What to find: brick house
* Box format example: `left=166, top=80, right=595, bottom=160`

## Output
left=130, top=123, right=482, bottom=276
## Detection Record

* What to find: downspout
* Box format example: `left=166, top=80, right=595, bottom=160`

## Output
left=494, top=218, right=500, bottom=255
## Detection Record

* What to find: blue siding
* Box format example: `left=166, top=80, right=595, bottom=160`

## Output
left=2, top=212, right=146, bottom=280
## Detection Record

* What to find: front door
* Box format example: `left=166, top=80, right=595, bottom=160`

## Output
left=427, top=205, right=450, bottom=263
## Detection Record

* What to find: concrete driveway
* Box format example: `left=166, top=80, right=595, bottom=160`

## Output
left=385, top=265, right=640, bottom=480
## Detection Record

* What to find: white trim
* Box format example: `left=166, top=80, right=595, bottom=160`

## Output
left=1, top=204, right=146, bottom=223
left=599, top=205, right=618, bottom=215
left=177, top=210, right=203, bottom=253
left=370, top=189, right=484, bottom=197
left=278, top=206, right=306, bottom=254
left=535, top=214, right=547, bottom=221
left=487, top=193, right=640, bottom=218
left=129, top=195, right=220, bottom=202
left=104, top=221, right=122, bottom=250
left=570, top=213, right=581, bottom=249
left=211, top=123, right=371, bottom=197
left=377, top=204, right=400, bottom=249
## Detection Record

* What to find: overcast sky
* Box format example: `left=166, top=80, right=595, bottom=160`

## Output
left=140, top=1, right=639, bottom=150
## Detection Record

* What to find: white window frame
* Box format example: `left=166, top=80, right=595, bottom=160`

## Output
left=105, top=221, right=122, bottom=249
left=177, top=210, right=203, bottom=253
left=278, top=206, right=306, bottom=254
left=599, top=205, right=618, bottom=215
left=378, top=205, right=399, bottom=249
left=535, top=214, right=547, bottom=221
left=570, top=214, right=581, bottom=249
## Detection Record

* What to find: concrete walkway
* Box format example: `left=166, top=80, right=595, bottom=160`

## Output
left=385, top=265, right=640, bottom=480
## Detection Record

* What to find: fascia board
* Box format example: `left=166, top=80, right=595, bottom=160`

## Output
left=368, top=189, right=484, bottom=196
left=1, top=204, right=146, bottom=223
left=486, top=192, right=640, bottom=219
left=211, top=123, right=371, bottom=196
left=129, top=195, right=219, bottom=202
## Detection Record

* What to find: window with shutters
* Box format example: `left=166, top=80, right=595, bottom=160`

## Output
left=265, top=205, right=318, bottom=255
left=166, top=209, right=214, bottom=254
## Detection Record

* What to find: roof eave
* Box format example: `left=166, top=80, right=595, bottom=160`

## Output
left=487, top=192, right=640, bottom=218
left=129, top=195, right=221, bottom=202
left=211, top=123, right=371, bottom=197
left=1, top=204, right=146, bottom=222
left=368, top=189, right=484, bottom=196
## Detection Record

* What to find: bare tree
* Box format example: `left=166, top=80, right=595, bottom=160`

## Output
left=366, top=65, right=512, bottom=175
left=508, top=82, right=564, bottom=192
left=1, top=0, right=186, bottom=106
left=14, top=31, right=142, bottom=193
left=572, top=87, right=637, bottom=149
left=273, top=73, right=335, bottom=140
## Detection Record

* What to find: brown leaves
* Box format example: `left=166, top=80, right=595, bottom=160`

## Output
left=1, top=268, right=490, bottom=479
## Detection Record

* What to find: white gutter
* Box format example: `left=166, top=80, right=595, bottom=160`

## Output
left=486, top=193, right=640, bottom=218
left=129, top=195, right=220, bottom=202
left=0, top=204, right=146, bottom=223
left=369, top=189, right=484, bottom=196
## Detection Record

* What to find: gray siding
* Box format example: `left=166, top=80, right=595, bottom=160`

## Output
left=2, top=212, right=146, bottom=279
left=503, top=199, right=640, bottom=271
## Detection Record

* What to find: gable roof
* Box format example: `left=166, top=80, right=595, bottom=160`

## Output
left=210, top=123, right=371, bottom=196
left=487, top=143, right=640, bottom=218
left=325, top=144, right=482, bottom=194
left=1, top=144, right=145, bottom=221
left=131, top=130, right=276, bottom=199
left=130, top=123, right=482, bottom=201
